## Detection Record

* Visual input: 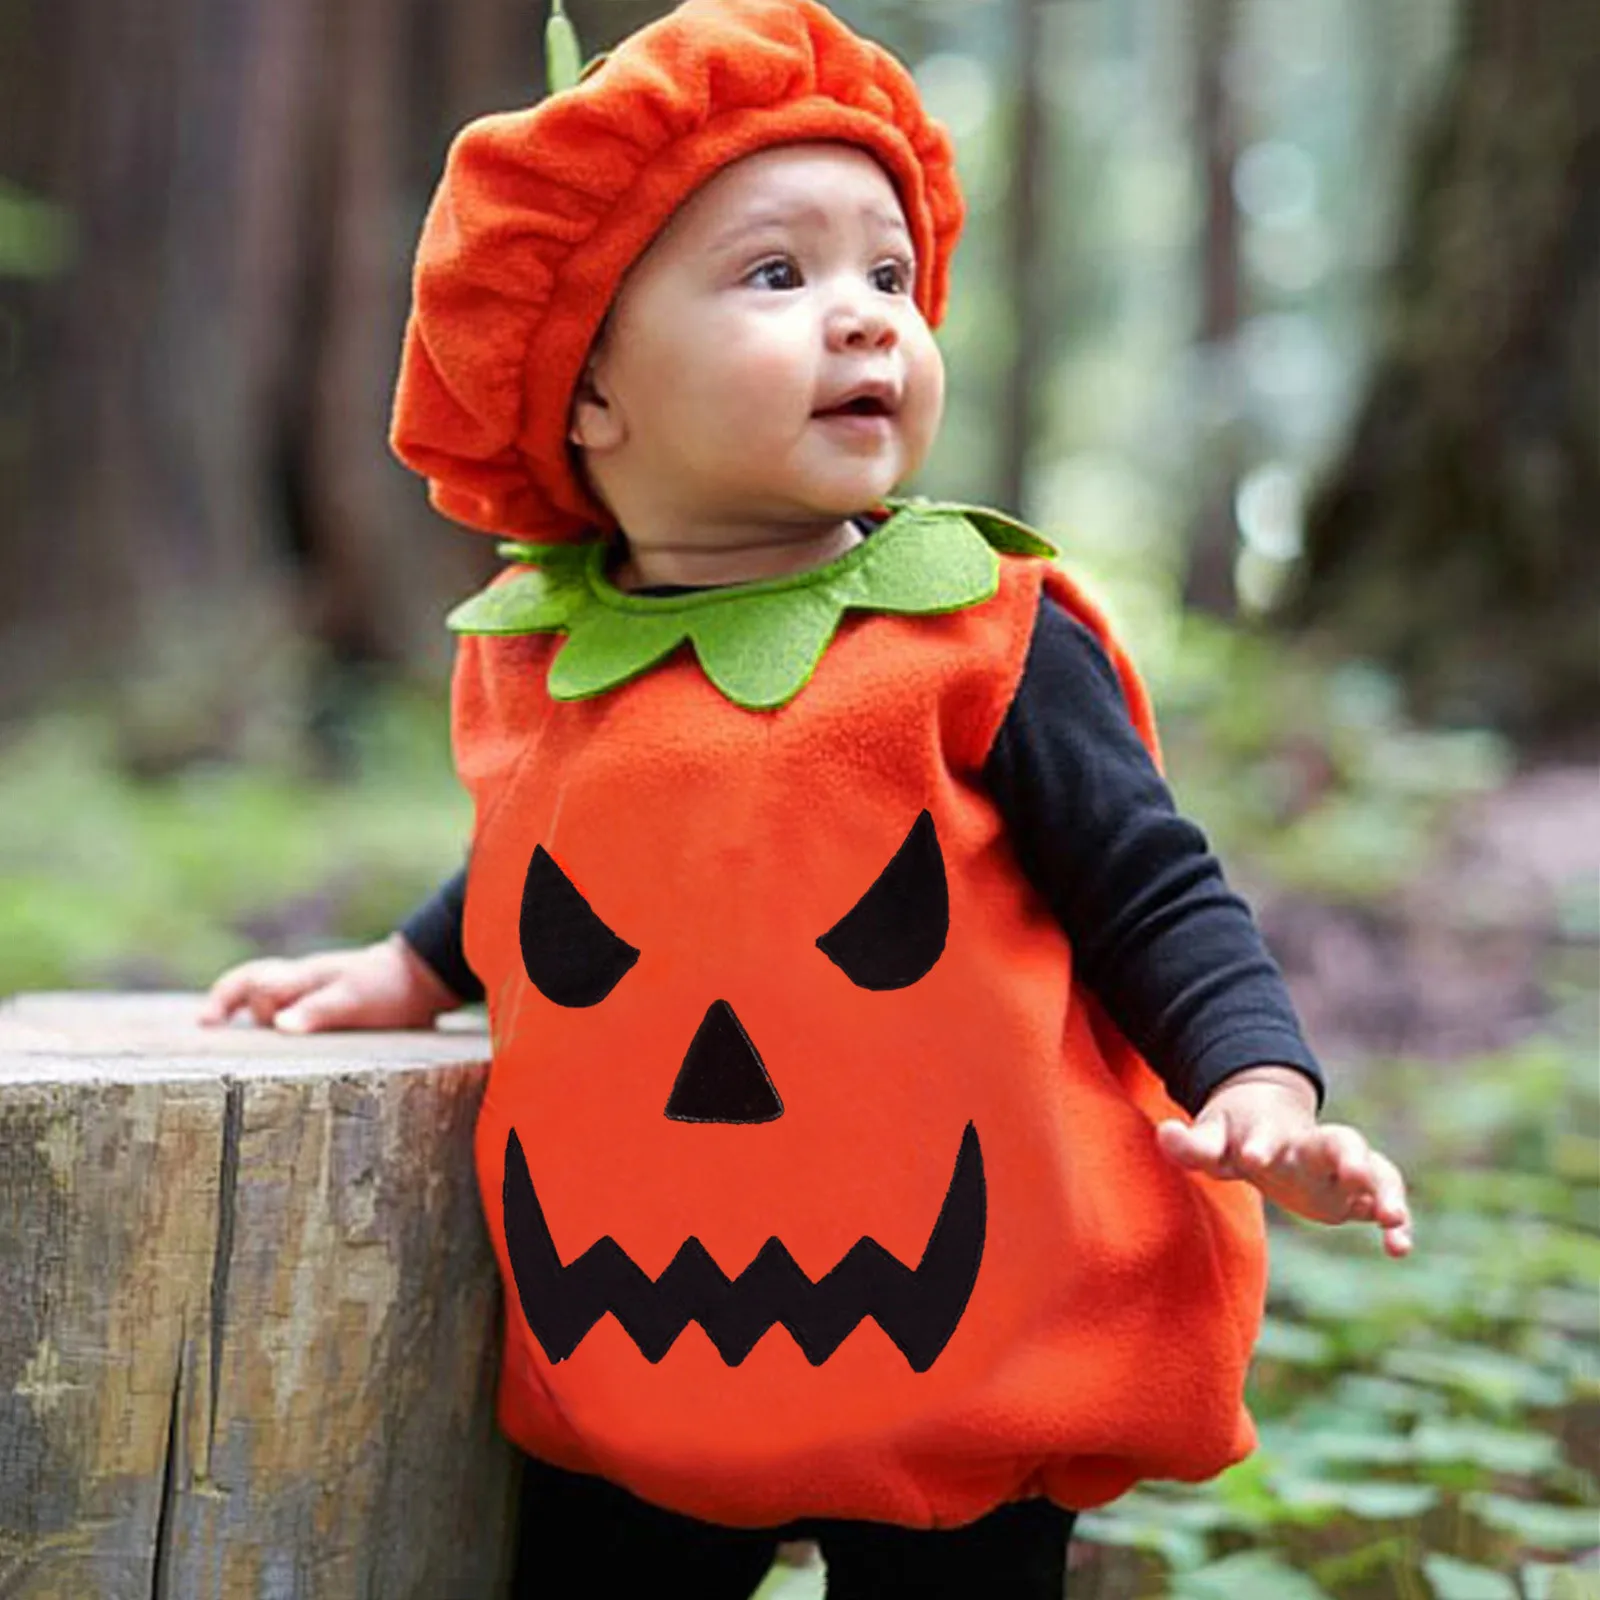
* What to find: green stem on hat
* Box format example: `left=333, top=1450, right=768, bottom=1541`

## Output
left=545, top=0, right=583, bottom=95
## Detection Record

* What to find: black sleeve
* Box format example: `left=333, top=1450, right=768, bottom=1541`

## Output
left=985, top=596, right=1325, bottom=1116
left=397, top=866, right=485, bottom=1004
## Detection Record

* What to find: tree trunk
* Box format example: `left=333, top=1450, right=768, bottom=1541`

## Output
left=1286, top=0, right=1600, bottom=741
left=2, top=0, right=525, bottom=762
left=1180, top=0, right=1244, bottom=617
left=0, top=993, right=516, bottom=1599
left=997, top=0, right=1047, bottom=519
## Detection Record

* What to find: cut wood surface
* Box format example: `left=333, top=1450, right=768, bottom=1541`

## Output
left=0, top=993, right=517, bottom=1600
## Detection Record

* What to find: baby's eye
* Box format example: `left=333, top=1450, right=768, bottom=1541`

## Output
left=870, top=257, right=915, bottom=295
left=747, top=256, right=803, bottom=291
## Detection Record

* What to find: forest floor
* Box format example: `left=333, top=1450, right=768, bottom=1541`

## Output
left=0, top=641, right=1594, bottom=1599
left=1264, top=762, right=1598, bottom=1075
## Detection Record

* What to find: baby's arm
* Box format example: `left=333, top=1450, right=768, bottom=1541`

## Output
left=199, top=933, right=463, bottom=1033
left=991, top=596, right=1412, bottom=1255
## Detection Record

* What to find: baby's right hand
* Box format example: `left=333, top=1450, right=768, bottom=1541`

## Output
left=198, top=934, right=461, bottom=1034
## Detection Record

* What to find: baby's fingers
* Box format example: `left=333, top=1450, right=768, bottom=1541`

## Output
left=1295, top=1124, right=1377, bottom=1204
left=200, top=958, right=335, bottom=1027
left=1294, top=1127, right=1414, bottom=1251
left=1367, top=1149, right=1413, bottom=1256
left=1155, top=1112, right=1237, bottom=1179
left=276, top=977, right=365, bottom=1034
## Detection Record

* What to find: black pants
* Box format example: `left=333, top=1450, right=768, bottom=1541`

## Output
left=511, top=1455, right=1077, bottom=1599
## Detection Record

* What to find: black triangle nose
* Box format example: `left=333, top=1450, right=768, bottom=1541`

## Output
left=664, top=1001, right=784, bottom=1124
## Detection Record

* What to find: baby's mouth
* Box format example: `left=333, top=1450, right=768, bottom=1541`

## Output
left=817, top=395, right=892, bottom=418
left=813, top=381, right=900, bottom=421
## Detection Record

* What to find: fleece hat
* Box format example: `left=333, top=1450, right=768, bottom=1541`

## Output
left=390, top=0, right=965, bottom=543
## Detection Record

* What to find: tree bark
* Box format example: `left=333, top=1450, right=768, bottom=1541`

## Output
left=0, top=993, right=515, bottom=1599
left=2, top=0, right=521, bottom=760
left=997, top=0, right=1047, bottom=519
left=1180, top=0, right=1244, bottom=617
left=1286, top=0, right=1600, bottom=741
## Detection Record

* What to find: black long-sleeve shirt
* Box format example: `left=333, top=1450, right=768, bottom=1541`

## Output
left=400, top=594, right=1324, bottom=1117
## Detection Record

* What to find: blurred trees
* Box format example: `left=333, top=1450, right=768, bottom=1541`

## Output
left=0, top=0, right=685, bottom=765
left=1290, top=0, right=1600, bottom=740
left=0, top=0, right=1594, bottom=754
left=1182, top=0, right=1244, bottom=616
left=2, top=0, right=508, bottom=760
left=997, top=0, right=1047, bottom=518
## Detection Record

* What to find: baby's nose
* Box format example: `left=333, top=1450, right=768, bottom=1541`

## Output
left=826, top=295, right=897, bottom=351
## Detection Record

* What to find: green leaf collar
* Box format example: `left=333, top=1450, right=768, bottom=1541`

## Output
left=447, top=500, right=1059, bottom=711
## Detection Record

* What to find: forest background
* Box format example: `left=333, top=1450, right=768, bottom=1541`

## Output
left=0, top=0, right=1595, bottom=1594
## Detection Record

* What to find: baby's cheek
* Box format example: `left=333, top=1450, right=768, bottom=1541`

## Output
left=906, top=333, right=946, bottom=429
left=726, top=343, right=812, bottom=413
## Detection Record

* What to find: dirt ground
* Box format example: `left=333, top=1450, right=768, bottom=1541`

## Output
left=1258, top=764, right=1600, bottom=1074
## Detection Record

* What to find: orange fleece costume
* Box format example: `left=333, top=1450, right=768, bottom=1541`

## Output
left=391, top=0, right=1267, bottom=1529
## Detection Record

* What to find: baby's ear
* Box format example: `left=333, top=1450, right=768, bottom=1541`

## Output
left=568, top=362, right=624, bottom=451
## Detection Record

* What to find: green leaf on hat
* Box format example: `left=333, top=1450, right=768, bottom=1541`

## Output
left=545, top=0, right=583, bottom=95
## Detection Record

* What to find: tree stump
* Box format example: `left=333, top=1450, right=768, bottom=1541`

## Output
left=0, top=993, right=518, bottom=1600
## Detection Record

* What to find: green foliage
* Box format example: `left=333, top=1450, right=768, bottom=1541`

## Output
left=1424, top=1554, right=1521, bottom=1600
left=1079, top=1034, right=1600, bottom=1595
left=0, top=698, right=468, bottom=995
left=0, top=178, right=73, bottom=277
left=1156, top=618, right=1512, bottom=904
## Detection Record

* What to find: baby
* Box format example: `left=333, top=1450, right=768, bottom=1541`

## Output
left=203, top=2, right=1410, bottom=1595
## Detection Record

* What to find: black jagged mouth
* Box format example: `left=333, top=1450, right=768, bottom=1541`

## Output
left=503, top=1123, right=985, bottom=1372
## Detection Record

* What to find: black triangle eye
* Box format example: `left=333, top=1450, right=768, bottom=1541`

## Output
left=816, top=811, right=948, bottom=991
left=519, top=846, right=640, bottom=1007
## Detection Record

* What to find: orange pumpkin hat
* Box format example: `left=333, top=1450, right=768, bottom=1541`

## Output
left=390, top=0, right=966, bottom=544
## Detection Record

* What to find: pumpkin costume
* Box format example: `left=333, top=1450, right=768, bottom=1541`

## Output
left=445, top=506, right=1269, bottom=1527
left=390, top=0, right=1313, bottom=1540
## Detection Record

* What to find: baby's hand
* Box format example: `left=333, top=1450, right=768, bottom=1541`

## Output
left=1156, top=1066, right=1413, bottom=1258
left=198, top=935, right=461, bottom=1034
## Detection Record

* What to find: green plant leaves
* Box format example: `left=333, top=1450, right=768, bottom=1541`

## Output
left=1273, top=1475, right=1441, bottom=1521
left=1410, top=1420, right=1564, bottom=1477
left=1522, top=1563, right=1600, bottom=1600
left=1171, top=1549, right=1333, bottom=1599
left=1380, top=1344, right=1572, bottom=1413
left=0, top=178, right=75, bottom=278
left=1422, top=1552, right=1520, bottom=1599
left=1075, top=1033, right=1598, bottom=1595
left=1465, top=1495, right=1600, bottom=1552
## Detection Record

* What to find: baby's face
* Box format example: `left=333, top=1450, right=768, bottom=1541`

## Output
left=571, top=143, right=944, bottom=538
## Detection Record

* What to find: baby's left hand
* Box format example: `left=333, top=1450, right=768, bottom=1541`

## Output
left=1156, top=1066, right=1413, bottom=1258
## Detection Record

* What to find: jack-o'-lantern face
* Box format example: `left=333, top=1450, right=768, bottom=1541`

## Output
left=500, top=810, right=985, bottom=1373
